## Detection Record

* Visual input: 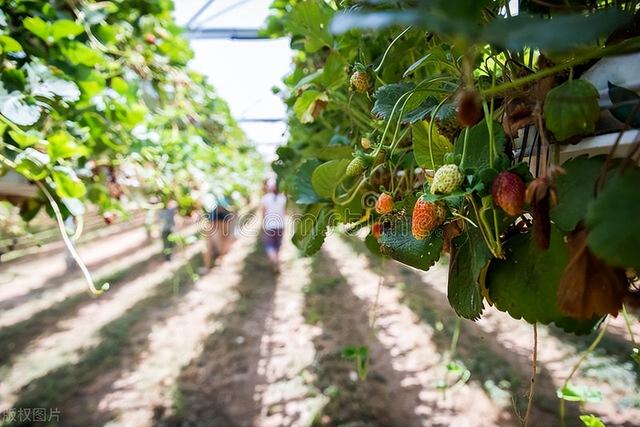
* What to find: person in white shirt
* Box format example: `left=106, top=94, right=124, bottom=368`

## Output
left=260, top=179, right=286, bottom=272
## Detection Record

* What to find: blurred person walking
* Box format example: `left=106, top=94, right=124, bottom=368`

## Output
left=200, top=194, right=234, bottom=273
left=260, top=179, right=286, bottom=273
left=158, top=199, right=177, bottom=261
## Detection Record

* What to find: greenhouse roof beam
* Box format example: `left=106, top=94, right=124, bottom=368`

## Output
left=185, top=28, right=269, bottom=40
left=185, top=0, right=216, bottom=29
left=236, top=118, right=285, bottom=123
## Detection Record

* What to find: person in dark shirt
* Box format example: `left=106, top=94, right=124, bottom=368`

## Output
left=201, top=195, right=234, bottom=272
left=158, top=200, right=177, bottom=261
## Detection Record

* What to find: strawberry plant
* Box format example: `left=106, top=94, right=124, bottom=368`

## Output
left=269, top=0, right=640, bottom=341
left=0, top=1, right=262, bottom=289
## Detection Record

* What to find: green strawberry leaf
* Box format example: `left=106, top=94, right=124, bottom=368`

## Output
left=52, top=166, right=86, bottom=199
left=364, top=232, right=385, bottom=258
left=60, top=41, right=105, bottom=66
left=412, top=119, right=453, bottom=170
left=23, top=17, right=51, bottom=42
left=284, top=1, right=333, bottom=53
left=372, top=83, right=437, bottom=123
left=543, top=80, right=600, bottom=141
left=448, top=226, right=490, bottom=320
left=50, top=19, right=84, bottom=42
left=9, top=130, right=41, bottom=148
left=483, top=8, right=631, bottom=52
left=551, top=155, right=606, bottom=233
left=14, top=148, right=50, bottom=180
left=311, top=159, right=350, bottom=199
left=486, top=227, right=601, bottom=334
left=0, top=35, right=22, bottom=53
left=557, top=383, right=603, bottom=403
left=379, top=218, right=443, bottom=270
left=292, top=204, right=330, bottom=256
left=47, top=131, right=87, bottom=160
left=454, top=119, right=506, bottom=173
left=586, top=165, right=640, bottom=270
left=579, top=414, right=605, bottom=427
left=291, top=158, right=322, bottom=205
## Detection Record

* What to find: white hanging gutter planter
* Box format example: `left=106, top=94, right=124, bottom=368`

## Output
left=559, top=129, right=639, bottom=162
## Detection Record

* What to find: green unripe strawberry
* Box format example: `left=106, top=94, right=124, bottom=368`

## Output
left=431, top=164, right=464, bottom=194
left=346, top=156, right=367, bottom=177
left=361, top=137, right=371, bottom=150
left=350, top=70, right=371, bottom=93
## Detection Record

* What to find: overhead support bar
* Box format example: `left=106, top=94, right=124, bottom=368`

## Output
left=185, top=0, right=216, bottom=29
left=185, top=28, right=270, bottom=40
left=236, top=118, right=285, bottom=123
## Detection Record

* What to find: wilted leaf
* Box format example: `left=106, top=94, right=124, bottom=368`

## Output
left=293, top=90, right=328, bottom=124
left=558, top=227, right=628, bottom=319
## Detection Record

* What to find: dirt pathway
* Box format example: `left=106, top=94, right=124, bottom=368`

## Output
left=1, top=225, right=636, bottom=427
left=322, top=234, right=514, bottom=427
left=0, top=241, right=203, bottom=412
left=50, top=232, right=258, bottom=426
left=0, top=225, right=149, bottom=305
left=251, top=238, right=326, bottom=427
left=339, top=233, right=640, bottom=427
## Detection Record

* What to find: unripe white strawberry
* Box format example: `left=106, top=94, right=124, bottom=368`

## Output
left=430, top=164, right=463, bottom=195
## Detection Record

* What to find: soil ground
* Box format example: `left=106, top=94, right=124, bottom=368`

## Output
left=0, top=224, right=638, bottom=427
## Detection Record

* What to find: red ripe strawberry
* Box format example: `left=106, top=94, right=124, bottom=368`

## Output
left=375, top=193, right=393, bottom=215
left=492, top=171, right=526, bottom=216
left=371, top=222, right=382, bottom=239
left=412, top=199, right=446, bottom=240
